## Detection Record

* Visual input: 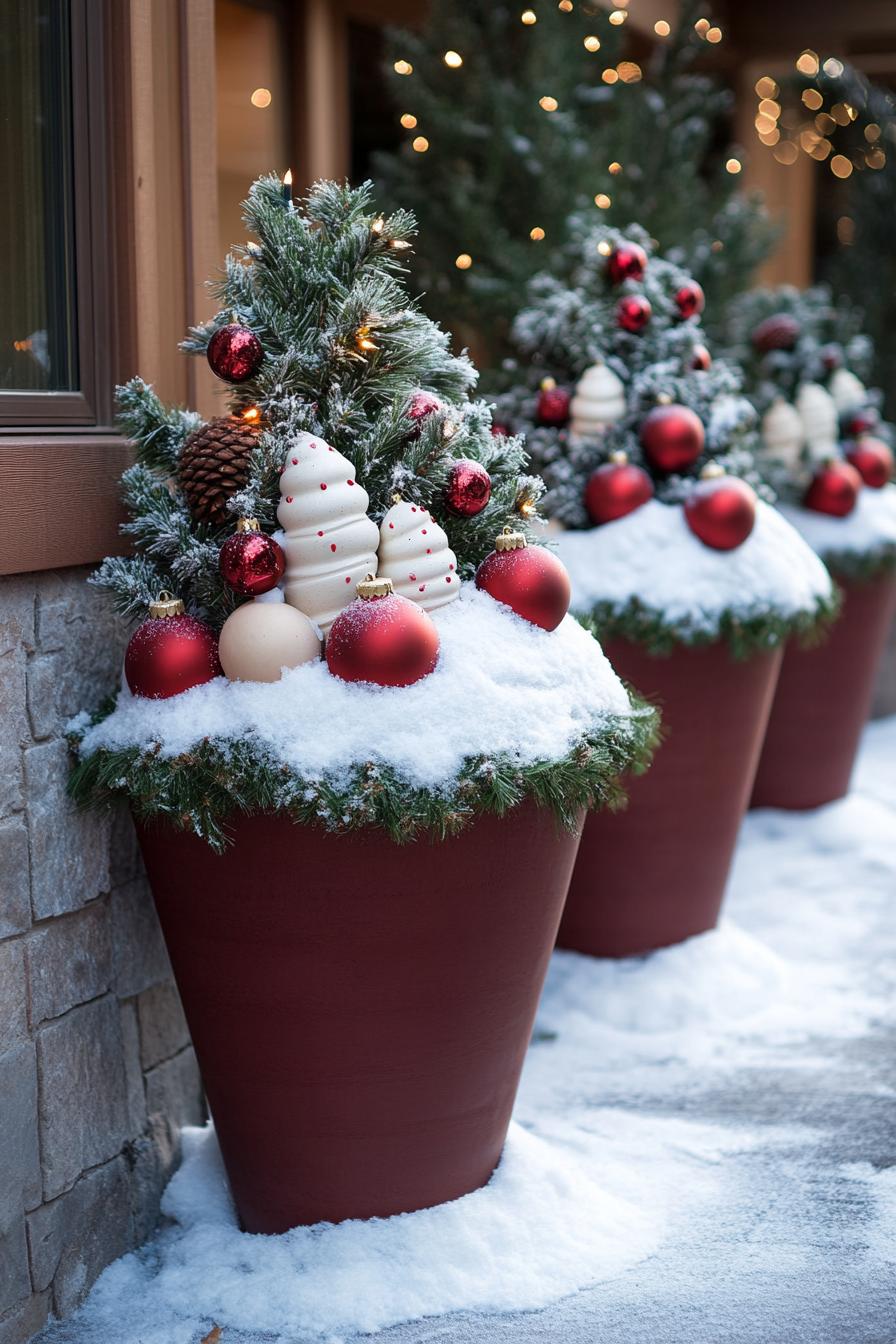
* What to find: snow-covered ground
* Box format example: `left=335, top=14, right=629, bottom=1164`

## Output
left=39, top=718, right=896, bottom=1344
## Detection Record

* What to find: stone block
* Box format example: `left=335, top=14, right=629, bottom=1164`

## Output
left=144, top=1047, right=205, bottom=1132
left=25, top=657, right=59, bottom=743
left=137, top=980, right=190, bottom=1070
left=0, top=818, right=31, bottom=937
left=0, top=1045, right=41, bottom=1212
left=125, top=1111, right=180, bottom=1247
left=0, top=1291, right=50, bottom=1344
left=109, top=804, right=141, bottom=889
left=119, top=999, right=147, bottom=1139
left=28, top=903, right=112, bottom=1026
left=0, top=650, right=27, bottom=819
left=28, top=1157, right=130, bottom=1317
left=0, top=578, right=36, bottom=660
left=36, top=572, right=125, bottom=720
left=110, top=877, right=170, bottom=998
left=0, top=1216, right=30, bottom=1317
left=25, top=740, right=111, bottom=919
left=0, top=943, right=27, bottom=1054
left=36, top=997, right=130, bottom=1201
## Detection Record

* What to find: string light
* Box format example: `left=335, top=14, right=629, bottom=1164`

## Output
left=796, top=50, right=819, bottom=75
left=455, top=253, right=472, bottom=269
left=609, top=9, right=627, bottom=24
left=755, top=76, right=778, bottom=98
left=539, top=95, right=559, bottom=111
left=282, top=168, right=293, bottom=204
left=443, top=50, right=463, bottom=67
left=529, top=226, right=545, bottom=240
left=597, top=240, right=612, bottom=256
left=594, top=193, right=611, bottom=208
left=400, top=113, right=417, bottom=128
left=694, top=18, right=711, bottom=35
left=250, top=88, right=272, bottom=108
left=558, top=0, right=574, bottom=10
left=412, top=136, right=429, bottom=152
left=521, top=9, right=537, bottom=23
left=355, top=324, right=378, bottom=353
left=394, top=59, right=413, bottom=75
left=801, top=89, right=823, bottom=110
left=830, top=154, right=853, bottom=178
left=583, top=35, right=601, bottom=51
left=242, top=406, right=261, bottom=424
left=654, top=20, right=671, bottom=37
left=823, top=57, right=844, bottom=77
left=725, top=158, right=742, bottom=174
left=601, top=68, right=619, bottom=84
left=371, top=216, right=385, bottom=235
left=389, top=239, right=412, bottom=251
left=706, top=26, right=722, bottom=42
left=608, top=161, right=622, bottom=174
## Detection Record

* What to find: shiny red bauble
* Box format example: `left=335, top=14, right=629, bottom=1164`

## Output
left=691, top=343, right=712, bottom=372
left=490, top=422, right=511, bottom=438
left=445, top=458, right=492, bottom=517
left=616, top=295, right=652, bottom=334
left=606, top=241, right=648, bottom=285
left=684, top=472, right=757, bottom=551
left=326, top=581, right=440, bottom=687
left=218, top=519, right=285, bottom=597
left=584, top=454, right=654, bottom=525
left=845, top=437, right=894, bottom=490
left=751, top=313, right=800, bottom=354
left=406, top=390, right=443, bottom=434
left=804, top=461, right=862, bottom=517
left=536, top=381, right=571, bottom=427
left=639, top=403, right=705, bottom=474
left=475, top=529, right=570, bottom=631
left=674, top=281, right=705, bottom=321
left=843, top=406, right=879, bottom=438
left=206, top=323, right=264, bottom=383
left=125, top=595, right=221, bottom=699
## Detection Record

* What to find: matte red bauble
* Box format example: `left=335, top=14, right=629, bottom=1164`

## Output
left=326, top=576, right=440, bottom=687
left=639, top=403, right=705, bottom=474
left=445, top=458, right=492, bottom=517
left=536, top=380, right=571, bottom=427
left=616, top=295, right=652, bottom=334
left=751, top=313, right=799, bottom=354
left=584, top=452, right=654, bottom=525
left=607, top=241, right=648, bottom=285
left=206, top=323, right=264, bottom=383
left=406, top=390, right=443, bottom=434
left=125, top=594, right=221, bottom=699
left=804, top=461, right=861, bottom=517
left=843, top=406, right=879, bottom=438
left=219, top=518, right=285, bottom=597
left=684, top=468, right=757, bottom=551
left=845, top=437, right=894, bottom=490
left=691, top=343, right=712, bottom=372
left=475, top=527, right=570, bottom=631
left=674, top=281, right=705, bottom=321
left=490, top=422, right=511, bottom=438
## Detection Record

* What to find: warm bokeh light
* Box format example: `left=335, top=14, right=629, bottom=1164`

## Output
left=584, top=35, right=601, bottom=51
left=558, top=0, right=574, bottom=10
left=773, top=142, right=799, bottom=165
left=539, top=95, right=559, bottom=111
left=597, top=240, right=613, bottom=256
left=654, top=20, right=671, bottom=36
left=725, top=158, right=742, bottom=174
left=837, top=215, right=855, bottom=245
left=706, top=26, right=722, bottom=43
left=609, top=9, right=627, bottom=24
left=796, top=50, right=819, bottom=76
left=455, top=253, right=472, bottom=269
left=865, top=123, right=882, bottom=142
left=618, top=62, right=642, bottom=83
left=867, top=148, right=887, bottom=169
left=594, top=193, right=611, bottom=208
left=412, top=136, right=429, bottom=152
left=250, top=88, right=272, bottom=109
left=830, top=154, right=853, bottom=178
left=400, top=113, right=417, bottom=129
left=529, top=226, right=545, bottom=240
left=694, top=18, right=711, bottom=35
left=602, top=68, right=619, bottom=84
left=823, top=57, right=844, bottom=77
left=394, top=60, right=413, bottom=75
left=608, top=161, right=622, bottom=175
left=802, top=89, right=823, bottom=110
left=521, top=9, right=537, bottom=23
left=755, top=76, right=778, bottom=98
left=758, top=99, right=781, bottom=119
left=443, top=50, right=463, bottom=68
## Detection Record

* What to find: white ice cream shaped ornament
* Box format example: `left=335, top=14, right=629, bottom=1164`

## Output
left=829, top=367, right=866, bottom=412
left=569, top=362, right=626, bottom=440
left=762, top=398, right=804, bottom=468
left=377, top=498, right=460, bottom=612
left=796, top=382, right=839, bottom=462
left=277, top=432, right=379, bottom=633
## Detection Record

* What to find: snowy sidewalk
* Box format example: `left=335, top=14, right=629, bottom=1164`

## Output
left=39, top=718, right=896, bottom=1344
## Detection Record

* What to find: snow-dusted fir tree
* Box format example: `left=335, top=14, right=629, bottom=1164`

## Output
left=373, top=0, right=773, bottom=362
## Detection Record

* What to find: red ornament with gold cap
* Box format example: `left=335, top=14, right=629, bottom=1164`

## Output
left=674, top=281, right=705, bottom=321
left=219, top=518, right=286, bottom=597
left=640, top=400, right=705, bottom=474
left=475, top=526, right=571, bottom=631
left=535, top=378, right=571, bottom=427
left=616, top=294, right=652, bottom=334
left=206, top=322, right=264, bottom=383
left=124, top=592, right=221, bottom=700
left=804, top=459, right=862, bottom=517
left=445, top=458, right=492, bottom=517
left=584, top=451, right=654, bottom=525
left=325, top=574, right=440, bottom=687
left=683, top=464, right=757, bottom=551
left=845, top=437, right=894, bottom=490
left=606, top=240, right=648, bottom=285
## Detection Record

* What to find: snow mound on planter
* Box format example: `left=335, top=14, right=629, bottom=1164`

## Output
left=77, top=585, right=632, bottom=790
left=74, top=1121, right=659, bottom=1343
left=779, top=484, right=896, bottom=560
left=556, top=498, right=831, bottom=632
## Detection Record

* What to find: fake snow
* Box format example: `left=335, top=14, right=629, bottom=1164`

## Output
left=780, top=482, right=896, bottom=561
left=77, top=586, right=632, bottom=787
left=41, top=720, right=896, bottom=1344
left=556, top=497, right=832, bottom=632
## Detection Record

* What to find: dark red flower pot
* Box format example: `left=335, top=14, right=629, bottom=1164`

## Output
left=750, top=571, right=896, bottom=810
left=136, top=802, right=583, bottom=1233
left=558, top=639, right=782, bottom=958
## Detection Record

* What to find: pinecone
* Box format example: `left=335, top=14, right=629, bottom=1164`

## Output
left=751, top=313, right=800, bottom=354
left=179, top=415, right=259, bottom=526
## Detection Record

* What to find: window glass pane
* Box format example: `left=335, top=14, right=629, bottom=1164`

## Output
left=0, top=0, right=78, bottom=392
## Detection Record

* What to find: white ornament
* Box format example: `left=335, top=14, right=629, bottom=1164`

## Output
left=569, top=362, right=626, bottom=439
left=377, top=499, right=460, bottom=612
left=277, top=432, right=379, bottom=634
left=829, top=367, right=866, bottom=411
left=219, top=601, right=321, bottom=683
left=796, top=382, right=839, bottom=462
left=761, top=398, right=804, bottom=468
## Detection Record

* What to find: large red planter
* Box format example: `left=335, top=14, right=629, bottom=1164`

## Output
left=750, top=571, right=896, bottom=810
left=136, top=802, right=583, bottom=1233
left=558, top=639, right=782, bottom=958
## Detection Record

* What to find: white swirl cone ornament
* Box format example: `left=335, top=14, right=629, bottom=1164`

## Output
left=569, top=361, right=626, bottom=439
left=762, top=398, right=805, bottom=468
left=796, top=382, right=839, bottom=462
left=377, top=498, right=460, bottom=612
left=277, top=432, right=380, bottom=634
left=829, top=367, right=866, bottom=411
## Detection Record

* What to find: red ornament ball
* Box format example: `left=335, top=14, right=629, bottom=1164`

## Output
left=674, top=281, right=705, bottom=321
left=684, top=471, right=757, bottom=551
left=639, top=403, right=705, bottom=474
left=125, top=595, right=221, bottom=700
left=406, top=390, right=443, bottom=435
left=607, top=241, right=648, bottom=285
left=819, top=343, right=842, bottom=373
left=751, top=313, right=800, bottom=354
left=616, top=294, right=652, bottom=334
left=584, top=454, right=654, bottom=525
left=219, top=519, right=285, bottom=597
left=206, top=323, right=264, bottom=383
left=475, top=529, right=570, bottom=631
left=536, top=381, right=571, bottom=427
left=326, top=578, right=440, bottom=687
left=691, top=343, right=712, bottom=372
left=491, top=422, right=511, bottom=438
left=445, top=458, right=492, bottom=517
left=843, top=406, right=879, bottom=438
left=845, top=437, right=894, bottom=490
left=804, top=461, right=862, bottom=517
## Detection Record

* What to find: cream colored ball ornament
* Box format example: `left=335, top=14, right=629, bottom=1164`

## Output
left=829, top=367, right=866, bottom=412
left=377, top=498, right=460, bottom=612
left=218, top=600, right=321, bottom=683
left=569, top=361, right=626, bottom=439
left=277, top=432, right=379, bottom=634
left=761, top=398, right=804, bottom=468
left=796, top=382, right=838, bottom=462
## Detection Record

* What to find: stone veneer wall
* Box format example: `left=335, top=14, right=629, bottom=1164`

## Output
left=0, top=568, right=204, bottom=1344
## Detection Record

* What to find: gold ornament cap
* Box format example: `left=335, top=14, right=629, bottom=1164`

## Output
left=235, top=517, right=260, bottom=533
left=357, top=572, right=394, bottom=600
left=609, top=450, right=629, bottom=465
left=700, top=462, right=726, bottom=480
left=149, top=590, right=185, bottom=619
left=495, top=525, right=528, bottom=553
